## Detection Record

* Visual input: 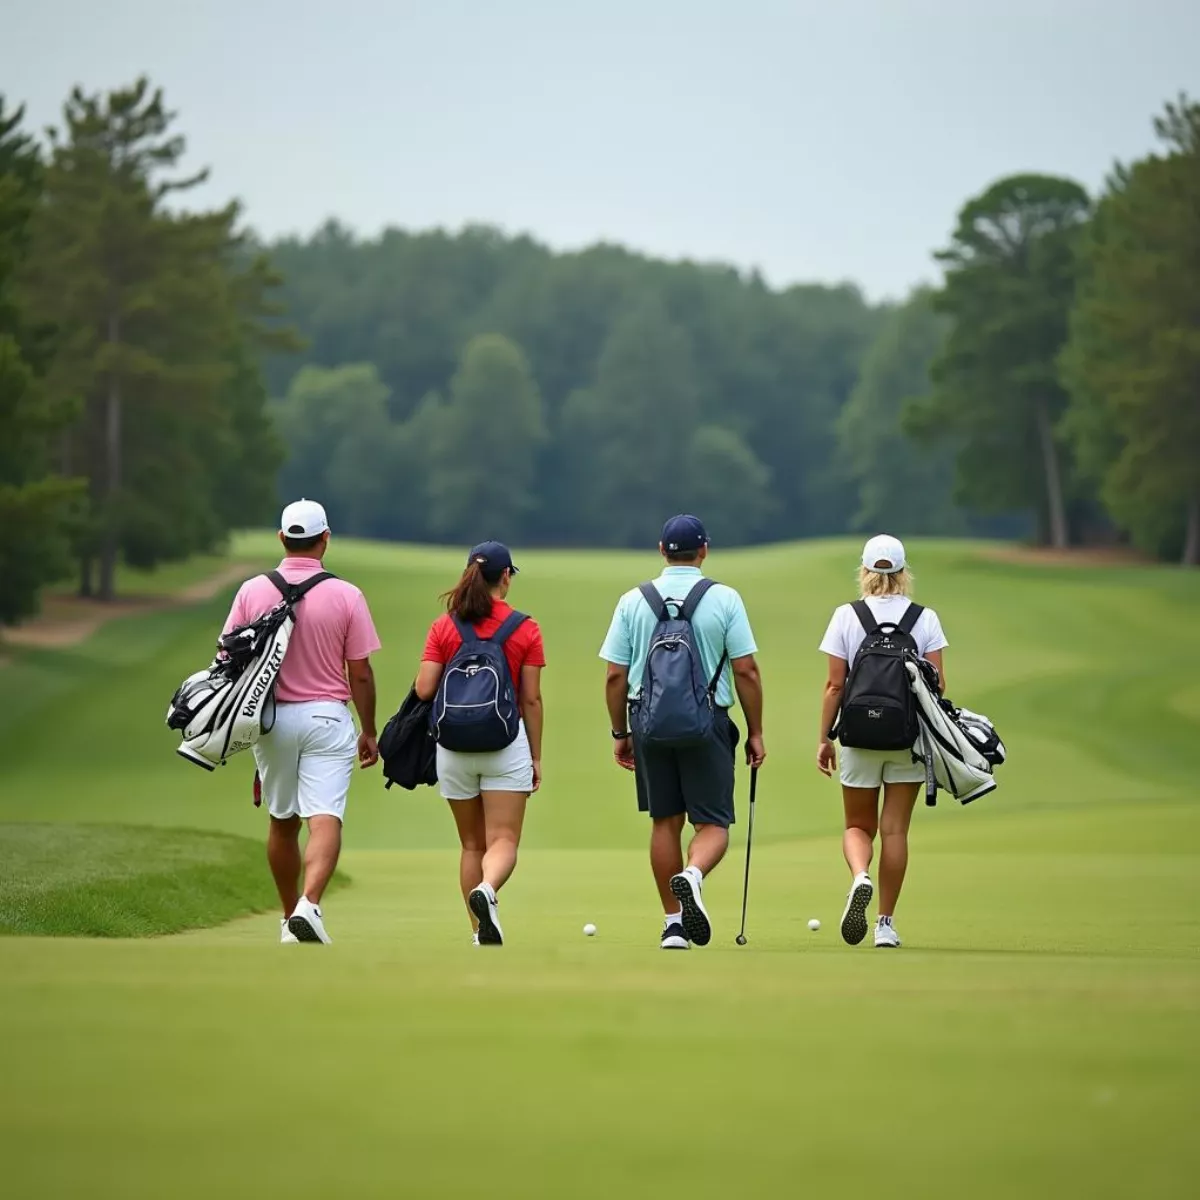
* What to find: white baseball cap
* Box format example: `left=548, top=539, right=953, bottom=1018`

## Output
left=280, top=498, right=329, bottom=539
left=861, top=533, right=906, bottom=574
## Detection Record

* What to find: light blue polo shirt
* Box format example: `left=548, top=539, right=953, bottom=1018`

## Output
left=599, top=567, right=758, bottom=707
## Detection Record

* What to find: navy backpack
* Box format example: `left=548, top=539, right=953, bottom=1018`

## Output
left=628, top=578, right=727, bottom=749
left=430, top=612, right=528, bottom=753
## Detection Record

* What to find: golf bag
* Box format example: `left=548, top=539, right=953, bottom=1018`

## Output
left=166, top=571, right=334, bottom=770
left=906, top=657, right=1004, bottom=806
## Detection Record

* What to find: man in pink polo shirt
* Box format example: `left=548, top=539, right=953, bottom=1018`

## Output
left=222, top=498, right=381, bottom=944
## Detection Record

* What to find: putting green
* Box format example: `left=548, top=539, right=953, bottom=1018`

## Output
left=1, top=536, right=1197, bottom=1198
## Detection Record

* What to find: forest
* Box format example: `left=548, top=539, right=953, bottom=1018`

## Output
left=1, top=78, right=1197, bottom=621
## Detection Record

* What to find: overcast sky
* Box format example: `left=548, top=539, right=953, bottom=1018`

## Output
left=4, top=0, right=1197, bottom=300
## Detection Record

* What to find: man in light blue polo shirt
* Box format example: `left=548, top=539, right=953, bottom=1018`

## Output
left=600, top=514, right=766, bottom=950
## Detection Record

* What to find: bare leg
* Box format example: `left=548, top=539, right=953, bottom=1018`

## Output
left=300, top=815, right=342, bottom=905
left=650, top=814, right=686, bottom=913
left=841, top=786, right=880, bottom=877
left=481, top=790, right=528, bottom=892
left=879, top=781, right=920, bottom=916
left=686, top=823, right=729, bottom=875
left=267, top=815, right=302, bottom=917
left=447, top=797, right=486, bottom=928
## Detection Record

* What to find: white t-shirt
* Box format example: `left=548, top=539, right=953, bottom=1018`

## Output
left=819, top=596, right=948, bottom=664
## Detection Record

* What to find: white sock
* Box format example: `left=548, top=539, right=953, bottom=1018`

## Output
left=878, top=915, right=892, bottom=927
left=684, top=865, right=704, bottom=885
left=664, top=910, right=684, bottom=930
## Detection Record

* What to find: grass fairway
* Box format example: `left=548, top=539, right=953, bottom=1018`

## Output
left=1, top=535, right=1198, bottom=1198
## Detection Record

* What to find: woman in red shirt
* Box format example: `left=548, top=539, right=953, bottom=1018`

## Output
left=415, top=541, right=545, bottom=946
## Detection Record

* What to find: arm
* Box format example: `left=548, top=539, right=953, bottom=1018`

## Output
left=346, top=657, right=379, bottom=768
left=414, top=660, right=444, bottom=703
left=925, top=649, right=946, bottom=695
left=817, top=655, right=847, bottom=777
left=519, top=665, right=544, bottom=792
left=730, top=654, right=766, bottom=768
left=605, top=663, right=635, bottom=771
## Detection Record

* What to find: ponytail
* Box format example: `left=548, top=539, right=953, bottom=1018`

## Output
left=441, top=560, right=495, bottom=624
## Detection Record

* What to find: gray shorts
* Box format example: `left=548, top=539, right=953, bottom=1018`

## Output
left=633, top=709, right=740, bottom=828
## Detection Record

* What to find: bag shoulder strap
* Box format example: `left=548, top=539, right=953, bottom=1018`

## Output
left=898, top=603, right=925, bottom=635
left=680, top=577, right=718, bottom=623
left=449, top=614, right=477, bottom=644
left=851, top=600, right=878, bottom=636
left=490, top=611, right=528, bottom=647
left=266, top=570, right=336, bottom=605
left=638, top=582, right=671, bottom=622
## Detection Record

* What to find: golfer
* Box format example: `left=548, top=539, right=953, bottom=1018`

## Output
left=816, top=534, right=948, bottom=948
left=600, top=515, right=766, bottom=950
left=414, top=541, right=545, bottom=946
left=222, top=499, right=381, bottom=945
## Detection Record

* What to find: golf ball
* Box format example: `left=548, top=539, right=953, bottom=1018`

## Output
left=807, top=918, right=821, bottom=932
left=583, top=923, right=597, bottom=937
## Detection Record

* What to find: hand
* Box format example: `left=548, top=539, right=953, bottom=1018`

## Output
left=816, top=739, right=837, bottom=777
left=531, top=760, right=542, bottom=793
left=745, top=733, right=766, bottom=769
left=357, top=732, right=379, bottom=769
left=613, top=735, right=636, bottom=772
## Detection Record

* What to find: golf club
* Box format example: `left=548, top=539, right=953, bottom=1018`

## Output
left=734, top=765, right=758, bottom=945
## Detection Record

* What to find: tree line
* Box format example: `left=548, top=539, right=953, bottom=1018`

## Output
left=2, top=81, right=1196, bottom=627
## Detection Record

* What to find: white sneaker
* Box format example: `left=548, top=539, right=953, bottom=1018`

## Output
left=840, top=872, right=874, bottom=945
left=280, top=918, right=299, bottom=945
left=660, top=921, right=690, bottom=950
left=874, top=919, right=902, bottom=948
left=669, top=870, right=712, bottom=946
left=468, top=885, right=503, bottom=945
left=287, top=896, right=332, bottom=944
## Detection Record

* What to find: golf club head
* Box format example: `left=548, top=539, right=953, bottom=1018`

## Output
left=735, top=934, right=747, bottom=945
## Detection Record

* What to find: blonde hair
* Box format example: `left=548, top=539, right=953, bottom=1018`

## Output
left=858, top=565, right=913, bottom=598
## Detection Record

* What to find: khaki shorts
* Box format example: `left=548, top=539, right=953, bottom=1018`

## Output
left=840, top=745, right=923, bottom=790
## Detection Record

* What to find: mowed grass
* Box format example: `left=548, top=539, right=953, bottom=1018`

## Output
left=0, top=535, right=1198, bottom=1197
left=0, top=823, right=280, bottom=936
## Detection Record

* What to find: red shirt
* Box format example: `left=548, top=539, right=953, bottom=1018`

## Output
left=423, top=600, right=546, bottom=688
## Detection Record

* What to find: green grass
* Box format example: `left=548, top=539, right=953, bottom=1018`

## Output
left=0, top=823, right=280, bottom=936
left=0, top=535, right=1198, bottom=1198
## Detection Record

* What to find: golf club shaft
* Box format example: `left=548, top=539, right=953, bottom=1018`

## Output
left=737, top=766, right=758, bottom=939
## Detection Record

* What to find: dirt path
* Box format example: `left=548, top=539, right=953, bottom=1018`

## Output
left=1, top=563, right=251, bottom=653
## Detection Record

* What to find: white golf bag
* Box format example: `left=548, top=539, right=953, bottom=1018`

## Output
left=906, top=658, right=1006, bottom=806
left=166, top=571, right=334, bottom=769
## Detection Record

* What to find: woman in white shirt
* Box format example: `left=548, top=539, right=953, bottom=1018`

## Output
left=816, top=535, right=948, bottom=949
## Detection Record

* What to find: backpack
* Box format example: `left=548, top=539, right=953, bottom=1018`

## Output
left=430, top=611, right=528, bottom=753
left=166, top=571, right=335, bottom=769
left=379, top=686, right=438, bottom=790
left=835, top=600, right=924, bottom=752
left=628, top=578, right=727, bottom=749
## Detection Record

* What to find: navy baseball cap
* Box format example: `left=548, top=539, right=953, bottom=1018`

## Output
left=661, top=514, right=709, bottom=553
left=468, top=541, right=519, bottom=581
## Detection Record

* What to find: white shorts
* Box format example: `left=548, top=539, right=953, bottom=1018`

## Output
left=839, top=745, right=924, bottom=790
left=253, top=700, right=356, bottom=822
left=437, top=724, right=534, bottom=801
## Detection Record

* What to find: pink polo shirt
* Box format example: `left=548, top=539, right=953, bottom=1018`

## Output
left=222, top=558, right=381, bottom=704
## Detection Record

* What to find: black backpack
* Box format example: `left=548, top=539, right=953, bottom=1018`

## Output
left=379, top=686, right=438, bottom=790
left=835, top=601, right=924, bottom=751
left=430, top=612, right=528, bottom=752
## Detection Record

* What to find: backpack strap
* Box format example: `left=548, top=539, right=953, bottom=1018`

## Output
left=679, top=577, right=717, bottom=623
left=266, top=570, right=336, bottom=605
left=449, top=614, right=475, bottom=642
left=851, top=600, right=878, bottom=636
left=490, top=611, right=529, bottom=647
left=638, top=582, right=671, bottom=621
left=898, top=603, right=925, bottom=635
